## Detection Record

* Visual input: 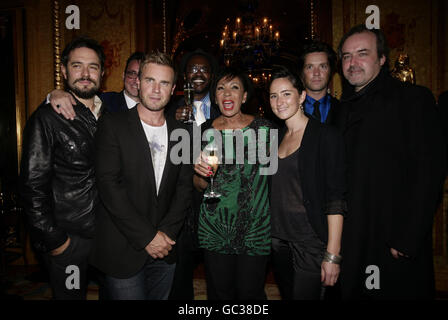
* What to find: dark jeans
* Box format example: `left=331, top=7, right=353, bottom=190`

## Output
left=104, top=257, right=176, bottom=300
left=271, top=237, right=326, bottom=300
left=42, top=234, right=92, bottom=300
left=169, top=225, right=203, bottom=300
left=204, top=250, right=268, bottom=300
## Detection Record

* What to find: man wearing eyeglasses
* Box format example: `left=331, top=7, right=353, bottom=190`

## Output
left=100, top=52, right=145, bottom=112
left=166, top=49, right=221, bottom=300
left=167, top=49, right=221, bottom=122
left=46, top=52, right=145, bottom=119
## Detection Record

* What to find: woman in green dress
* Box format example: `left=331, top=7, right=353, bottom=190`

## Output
left=193, top=67, right=273, bottom=300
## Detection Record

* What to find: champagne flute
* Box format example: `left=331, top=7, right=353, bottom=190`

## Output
left=183, top=81, right=195, bottom=124
left=203, top=144, right=221, bottom=199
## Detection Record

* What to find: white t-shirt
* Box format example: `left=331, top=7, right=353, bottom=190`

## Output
left=140, top=120, right=168, bottom=194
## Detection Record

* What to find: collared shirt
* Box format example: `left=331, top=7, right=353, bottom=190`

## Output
left=91, top=95, right=103, bottom=120
left=193, top=92, right=211, bottom=119
left=304, top=94, right=331, bottom=123
left=123, top=90, right=138, bottom=109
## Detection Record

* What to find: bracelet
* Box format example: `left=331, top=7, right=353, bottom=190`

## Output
left=323, top=251, right=342, bottom=264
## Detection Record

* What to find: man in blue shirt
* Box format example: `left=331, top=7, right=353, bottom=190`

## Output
left=298, top=41, right=340, bottom=125
left=295, top=41, right=343, bottom=301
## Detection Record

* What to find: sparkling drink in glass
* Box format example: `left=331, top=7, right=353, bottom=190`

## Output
left=203, top=145, right=221, bottom=199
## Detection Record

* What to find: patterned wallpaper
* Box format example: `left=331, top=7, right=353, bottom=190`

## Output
left=61, top=0, right=136, bottom=92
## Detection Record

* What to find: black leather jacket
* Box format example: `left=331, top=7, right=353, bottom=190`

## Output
left=20, top=100, right=98, bottom=252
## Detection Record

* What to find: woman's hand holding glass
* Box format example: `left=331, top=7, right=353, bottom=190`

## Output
left=194, top=153, right=213, bottom=176
left=194, top=146, right=221, bottom=198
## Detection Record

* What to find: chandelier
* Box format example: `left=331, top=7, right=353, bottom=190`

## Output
left=219, top=14, right=280, bottom=88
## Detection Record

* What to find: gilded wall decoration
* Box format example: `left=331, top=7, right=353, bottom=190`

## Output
left=62, top=0, right=136, bottom=92
left=100, top=39, right=125, bottom=87
left=382, top=12, right=406, bottom=50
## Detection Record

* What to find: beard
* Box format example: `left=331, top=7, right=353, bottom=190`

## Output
left=345, top=66, right=365, bottom=84
left=66, top=76, right=101, bottom=99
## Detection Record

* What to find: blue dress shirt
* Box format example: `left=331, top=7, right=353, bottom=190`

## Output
left=304, top=94, right=331, bottom=123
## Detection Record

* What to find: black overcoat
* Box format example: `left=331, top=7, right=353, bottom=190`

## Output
left=336, top=69, right=446, bottom=299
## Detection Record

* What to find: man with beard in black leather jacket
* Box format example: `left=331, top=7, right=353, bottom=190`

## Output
left=20, top=36, right=105, bottom=300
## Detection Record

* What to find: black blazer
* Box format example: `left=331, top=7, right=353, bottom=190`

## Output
left=100, top=91, right=130, bottom=113
left=90, top=108, right=193, bottom=278
left=325, top=96, right=341, bottom=125
left=271, top=118, right=347, bottom=244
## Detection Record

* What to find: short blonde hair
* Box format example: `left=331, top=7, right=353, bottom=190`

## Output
left=139, top=50, right=177, bottom=84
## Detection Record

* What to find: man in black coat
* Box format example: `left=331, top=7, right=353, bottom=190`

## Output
left=20, top=36, right=105, bottom=300
left=298, top=41, right=341, bottom=125
left=90, top=52, right=193, bottom=299
left=336, top=25, right=446, bottom=299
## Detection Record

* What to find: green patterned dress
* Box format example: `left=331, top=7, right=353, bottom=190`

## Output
left=198, top=118, right=272, bottom=256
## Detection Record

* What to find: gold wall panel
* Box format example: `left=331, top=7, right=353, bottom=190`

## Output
left=25, top=0, right=54, bottom=115
left=60, top=0, right=137, bottom=93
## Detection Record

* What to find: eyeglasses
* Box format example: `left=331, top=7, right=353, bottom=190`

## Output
left=125, top=71, right=139, bottom=79
left=187, top=65, right=210, bottom=74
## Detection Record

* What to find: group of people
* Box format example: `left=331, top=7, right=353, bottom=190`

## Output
left=19, top=24, right=446, bottom=301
